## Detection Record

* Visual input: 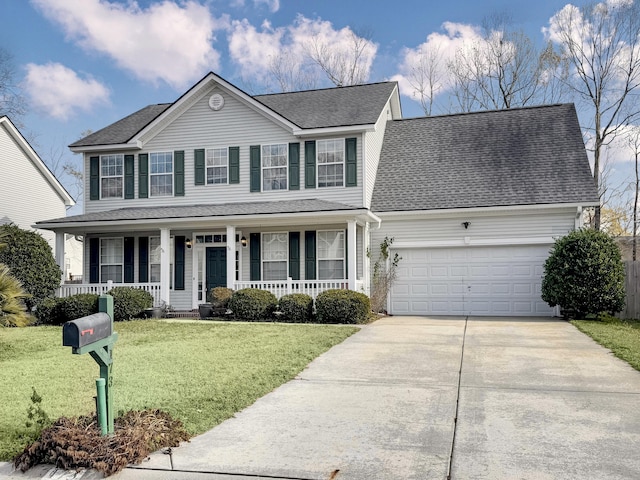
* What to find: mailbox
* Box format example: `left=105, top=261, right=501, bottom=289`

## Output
left=63, top=312, right=113, bottom=349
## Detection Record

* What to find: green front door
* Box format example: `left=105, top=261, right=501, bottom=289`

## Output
left=206, top=247, right=227, bottom=293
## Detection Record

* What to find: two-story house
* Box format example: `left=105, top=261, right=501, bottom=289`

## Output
left=36, top=72, right=598, bottom=316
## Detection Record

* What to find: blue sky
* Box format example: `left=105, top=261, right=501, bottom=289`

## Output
left=0, top=0, right=624, bottom=213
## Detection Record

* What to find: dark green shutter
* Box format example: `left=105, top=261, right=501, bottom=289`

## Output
left=229, top=146, right=240, bottom=184
left=250, top=233, right=261, bottom=280
left=138, top=237, right=149, bottom=283
left=194, top=149, right=205, bottom=185
left=346, top=138, right=357, bottom=187
left=289, top=232, right=300, bottom=280
left=175, top=235, right=185, bottom=290
left=124, top=237, right=134, bottom=283
left=289, top=143, right=300, bottom=190
left=124, top=155, right=135, bottom=199
left=250, top=146, right=261, bottom=192
left=89, top=156, right=100, bottom=200
left=138, top=154, right=148, bottom=198
left=174, top=150, right=185, bottom=196
left=305, top=231, right=316, bottom=280
left=89, top=237, right=99, bottom=283
left=305, top=141, right=316, bottom=189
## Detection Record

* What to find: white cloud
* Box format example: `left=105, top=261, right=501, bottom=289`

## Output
left=392, top=22, right=483, bottom=105
left=31, top=0, right=227, bottom=90
left=228, top=14, right=377, bottom=88
left=24, top=63, right=110, bottom=120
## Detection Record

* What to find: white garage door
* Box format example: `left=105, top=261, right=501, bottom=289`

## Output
left=390, top=245, right=553, bottom=316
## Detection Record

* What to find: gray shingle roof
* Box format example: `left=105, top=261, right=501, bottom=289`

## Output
left=69, top=82, right=397, bottom=148
left=254, top=82, right=397, bottom=128
left=36, top=199, right=361, bottom=225
left=69, top=104, right=171, bottom=148
left=370, top=104, right=599, bottom=212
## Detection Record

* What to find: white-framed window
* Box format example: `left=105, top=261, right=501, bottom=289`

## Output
left=149, top=236, right=174, bottom=287
left=317, top=230, right=345, bottom=279
left=100, top=238, right=123, bottom=283
left=100, top=154, right=124, bottom=198
left=150, top=152, right=173, bottom=196
left=317, top=139, right=344, bottom=188
left=206, top=148, right=228, bottom=184
left=262, top=144, right=287, bottom=191
left=262, top=232, right=288, bottom=280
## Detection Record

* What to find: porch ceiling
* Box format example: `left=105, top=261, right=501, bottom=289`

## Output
left=35, top=199, right=379, bottom=234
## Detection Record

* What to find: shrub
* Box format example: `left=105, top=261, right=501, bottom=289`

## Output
left=315, top=289, right=370, bottom=324
left=0, top=263, right=31, bottom=327
left=228, top=288, right=277, bottom=321
left=0, top=224, right=62, bottom=310
left=108, top=287, right=154, bottom=321
left=34, top=296, right=65, bottom=325
left=208, top=287, right=233, bottom=308
left=59, top=294, right=99, bottom=322
left=278, top=293, right=314, bottom=323
left=541, top=228, right=626, bottom=319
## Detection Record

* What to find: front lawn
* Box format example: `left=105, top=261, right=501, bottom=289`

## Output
left=572, top=316, right=640, bottom=371
left=0, top=320, right=357, bottom=460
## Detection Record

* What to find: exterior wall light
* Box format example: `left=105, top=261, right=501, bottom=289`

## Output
left=185, top=238, right=192, bottom=249
left=241, top=236, right=248, bottom=247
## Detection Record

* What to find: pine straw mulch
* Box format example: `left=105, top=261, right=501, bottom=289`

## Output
left=13, top=409, right=191, bottom=477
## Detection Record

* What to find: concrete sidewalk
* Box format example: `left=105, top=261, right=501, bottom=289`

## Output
left=2, top=316, right=640, bottom=479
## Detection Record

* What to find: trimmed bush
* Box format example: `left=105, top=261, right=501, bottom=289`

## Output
left=35, top=296, right=65, bottom=325
left=228, top=288, right=277, bottom=321
left=0, top=224, right=62, bottom=310
left=208, top=287, right=233, bottom=308
left=541, top=228, right=625, bottom=319
left=59, top=294, right=99, bottom=323
left=315, top=289, right=370, bottom=324
left=279, top=293, right=314, bottom=323
left=108, top=287, right=154, bottom=321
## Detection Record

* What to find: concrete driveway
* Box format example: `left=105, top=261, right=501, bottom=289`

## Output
left=3, top=316, right=640, bottom=479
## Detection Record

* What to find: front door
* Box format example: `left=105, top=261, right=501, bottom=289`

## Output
left=206, top=247, right=227, bottom=295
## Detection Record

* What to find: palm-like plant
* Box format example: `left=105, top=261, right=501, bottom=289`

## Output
left=0, top=263, right=30, bottom=327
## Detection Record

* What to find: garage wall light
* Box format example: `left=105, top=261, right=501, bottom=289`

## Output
left=462, top=221, right=471, bottom=229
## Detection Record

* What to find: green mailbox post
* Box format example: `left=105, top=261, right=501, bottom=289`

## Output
left=62, top=294, right=118, bottom=435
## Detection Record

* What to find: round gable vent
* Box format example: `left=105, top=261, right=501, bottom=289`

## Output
left=208, top=93, right=225, bottom=111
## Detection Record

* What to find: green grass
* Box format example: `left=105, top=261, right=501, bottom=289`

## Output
left=0, top=320, right=357, bottom=461
left=572, top=316, right=640, bottom=371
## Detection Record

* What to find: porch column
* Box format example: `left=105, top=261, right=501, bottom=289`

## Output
left=363, top=222, right=370, bottom=295
left=347, top=220, right=357, bottom=290
left=160, top=228, right=170, bottom=305
left=55, top=231, right=65, bottom=282
left=226, top=225, right=236, bottom=290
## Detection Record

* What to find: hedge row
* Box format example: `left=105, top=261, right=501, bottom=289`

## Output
left=35, top=287, right=153, bottom=325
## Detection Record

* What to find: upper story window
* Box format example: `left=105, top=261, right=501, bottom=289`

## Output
left=317, top=230, right=345, bottom=279
left=207, top=148, right=228, bottom=184
left=100, top=237, right=123, bottom=283
left=100, top=154, right=124, bottom=198
left=317, top=139, right=344, bottom=188
left=150, top=152, right=173, bottom=196
left=262, top=144, right=287, bottom=191
left=262, top=232, right=288, bottom=280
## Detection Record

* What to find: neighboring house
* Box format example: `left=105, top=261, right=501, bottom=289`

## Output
left=0, top=115, right=77, bottom=275
left=35, top=72, right=598, bottom=316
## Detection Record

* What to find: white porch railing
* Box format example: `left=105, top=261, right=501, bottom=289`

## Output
left=57, top=281, right=163, bottom=307
left=234, top=278, right=359, bottom=300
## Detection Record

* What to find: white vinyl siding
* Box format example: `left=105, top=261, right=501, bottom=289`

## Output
left=83, top=86, right=364, bottom=213
left=364, top=100, right=392, bottom=208
left=150, top=152, right=173, bottom=196
left=100, top=154, right=124, bottom=199
left=207, top=148, right=228, bottom=184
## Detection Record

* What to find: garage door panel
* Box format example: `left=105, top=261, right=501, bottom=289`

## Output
left=391, top=245, right=554, bottom=317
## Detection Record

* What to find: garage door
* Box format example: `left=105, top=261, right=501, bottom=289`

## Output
left=390, top=245, right=553, bottom=316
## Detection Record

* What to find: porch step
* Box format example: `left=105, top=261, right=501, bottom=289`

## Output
left=165, top=310, right=199, bottom=319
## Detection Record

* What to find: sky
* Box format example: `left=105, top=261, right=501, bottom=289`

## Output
left=0, top=0, right=634, bottom=216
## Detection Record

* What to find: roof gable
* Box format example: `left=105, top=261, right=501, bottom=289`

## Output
left=371, top=104, right=598, bottom=212
left=0, top=116, right=74, bottom=206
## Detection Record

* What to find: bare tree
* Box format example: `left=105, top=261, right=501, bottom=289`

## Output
left=405, top=44, right=445, bottom=116
left=448, top=14, right=568, bottom=112
left=268, top=50, right=319, bottom=93
left=549, top=1, right=640, bottom=230
left=0, top=46, right=26, bottom=124
left=305, top=29, right=376, bottom=87
left=628, top=127, right=640, bottom=260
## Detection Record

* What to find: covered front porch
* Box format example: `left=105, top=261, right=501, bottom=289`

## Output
left=40, top=200, right=378, bottom=310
